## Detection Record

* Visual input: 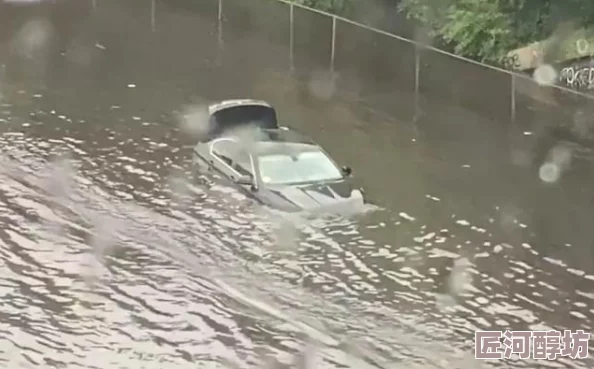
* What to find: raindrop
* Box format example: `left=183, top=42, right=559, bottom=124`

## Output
left=398, top=212, right=415, bottom=221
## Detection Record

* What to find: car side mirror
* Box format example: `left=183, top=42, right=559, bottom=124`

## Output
left=341, top=166, right=352, bottom=176
left=235, top=174, right=253, bottom=186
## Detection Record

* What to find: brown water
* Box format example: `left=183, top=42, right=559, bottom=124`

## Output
left=0, top=0, right=594, bottom=368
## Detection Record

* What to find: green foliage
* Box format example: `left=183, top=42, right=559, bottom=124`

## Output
left=399, top=0, right=552, bottom=65
left=291, top=0, right=351, bottom=15
left=297, top=0, right=594, bottom=68
left=399, top=0, right=594, bottom=67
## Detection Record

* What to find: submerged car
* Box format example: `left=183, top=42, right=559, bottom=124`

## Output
left=192, top=99, right=365, bottom=212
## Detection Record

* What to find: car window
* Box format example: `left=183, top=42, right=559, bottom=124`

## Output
left=210, top=139, right=254, bottom=176
left=257, top=150, right=343, bottom=185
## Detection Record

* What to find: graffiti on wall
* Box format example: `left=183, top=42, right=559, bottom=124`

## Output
left=558, top=38, right=594, bottom=90
left=559, top=66, right=594, bottom=89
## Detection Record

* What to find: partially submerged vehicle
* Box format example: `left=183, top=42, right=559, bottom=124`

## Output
left=192, top=99, right=365, bottom=212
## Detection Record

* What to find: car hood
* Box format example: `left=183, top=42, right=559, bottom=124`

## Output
left=268, top=180, right=362, bottom=211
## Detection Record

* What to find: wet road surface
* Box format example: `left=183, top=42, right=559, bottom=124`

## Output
left=1, top=0, right=594, bottom=368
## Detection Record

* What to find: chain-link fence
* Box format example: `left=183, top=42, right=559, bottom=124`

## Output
left=197, top=0, right=594, bottom=123
left=126, top=0, right=594, bottom=152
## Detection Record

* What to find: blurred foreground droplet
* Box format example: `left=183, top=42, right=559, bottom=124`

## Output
left=89, top=213, right=119, bottom=259
left=539, top=144, right=572, bottom=183
left=167, top=168, right=190, bottom=208
left=532, top=64, right=557, bottom=86
left=12, top=18, right=53, bottom=59
left=293, top=341, right=320, bottom=369
left=551, top=144, right=573, bottom=165
left=177, top=104, right=210, bottom=139
left=413, top=25, right=433, bottom=46
left=539, top=162, right=560, bottom=183
left=65, top=41, right=96, bottom=67
left=44, top=153, right=75, bottom=199
left=510, top=147, right=532, bottom=167
left=448, top=257, right=472, bottom=296
left=308, top=70, right=335, bottom=100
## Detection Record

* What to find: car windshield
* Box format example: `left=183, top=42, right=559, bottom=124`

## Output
left=257, top=149, right=343, bottom=185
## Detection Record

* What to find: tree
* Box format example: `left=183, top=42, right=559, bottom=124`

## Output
left=398, top=0, right=552, bottom=66
left=398, top=0, right=594, bottom=67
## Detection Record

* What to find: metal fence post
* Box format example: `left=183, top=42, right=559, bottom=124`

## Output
left=218, top=0, right=223, bottom=48
left=510, top=73, right=516, bottom=124
left=413, top=44, right=421, bottom=130
left=215, top=0, right=224, bottom=67
left=150, top=0, right=156, bottom=32
left=330, top=16, right=336, bottom=74
left=289, top=3, right=294, bottom=73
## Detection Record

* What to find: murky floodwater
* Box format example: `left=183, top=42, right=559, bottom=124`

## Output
left=1, top=0, right=594, bottom=368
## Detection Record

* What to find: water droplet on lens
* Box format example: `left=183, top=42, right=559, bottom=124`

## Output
left=539, top=162, right=560, bottom=183
left=533, top=64, right=557, bottom=86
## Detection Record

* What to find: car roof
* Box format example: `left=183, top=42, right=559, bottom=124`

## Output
left=208, top=99, right=272, bottom=115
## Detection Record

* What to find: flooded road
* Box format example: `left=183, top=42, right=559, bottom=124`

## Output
left=1, top=0, right=594, bottom=368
